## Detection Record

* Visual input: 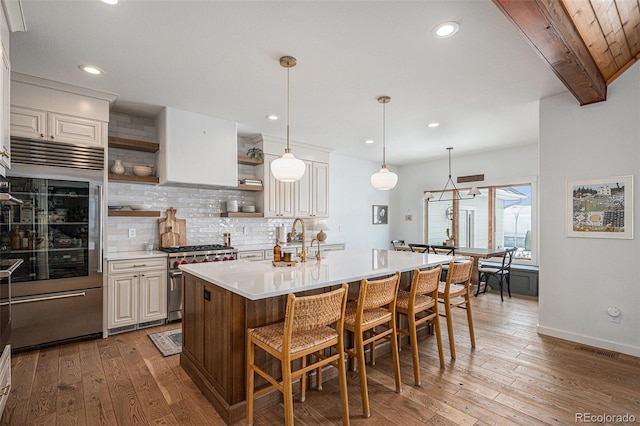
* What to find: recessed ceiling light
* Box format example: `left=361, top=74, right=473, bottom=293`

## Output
left=266, top=114, right=279, bottom=120
left=432, top=21, right=460, bottom=38
left=365, top=139, right=374, bottom=144
left=428, top=122, right=440, bottom=128
left=100, top=0, right=118, bottom=5
left=78, top=64, right=104, bottom=75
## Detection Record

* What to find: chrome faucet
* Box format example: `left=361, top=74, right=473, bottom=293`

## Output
left=289, top=217, right=307, bottom=262
left=311, top=238, right=321, bottom=261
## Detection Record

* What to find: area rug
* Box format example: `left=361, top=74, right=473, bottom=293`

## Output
left=148, top=328, right=182, bottom=357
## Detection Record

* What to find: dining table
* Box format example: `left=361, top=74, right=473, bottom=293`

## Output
left=396, top=245, right=506, bottom=285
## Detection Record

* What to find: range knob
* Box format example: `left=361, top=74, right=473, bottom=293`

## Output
left=223, top=256, right=229, bottom=261
left=181, top=259, right=188, bottom=264
left=203, top=256, right=210, bottom=262
left=173, top=261, right=180, bottom=268
left=229, top=255, right=235, bottom=261
left=192, top=258, right=199, bottom=263
left=213, top=256, right=221, bottom=262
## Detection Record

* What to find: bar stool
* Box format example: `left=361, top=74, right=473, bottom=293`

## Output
left=246, top=284, right=350, bottom=426
left=344, top=272, right=401, bottom=418
left=396, top=266, right=445, bottom=386
left=437, top=260, right=474, bottom=360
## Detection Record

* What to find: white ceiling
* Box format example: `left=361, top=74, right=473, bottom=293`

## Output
left=10, top=0, right=567, bottom=166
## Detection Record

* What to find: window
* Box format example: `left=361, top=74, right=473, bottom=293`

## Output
left=424, top=182, right=533, bottom=262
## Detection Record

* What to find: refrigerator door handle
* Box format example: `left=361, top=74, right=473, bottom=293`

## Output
left=97, top=184, right=103, bottom=273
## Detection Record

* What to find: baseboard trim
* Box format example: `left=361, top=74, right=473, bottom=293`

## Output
left=537, top=325, right=640, bottom=358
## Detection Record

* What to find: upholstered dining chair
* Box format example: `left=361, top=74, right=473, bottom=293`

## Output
left=437, top=260, right=474, bottom=360
left=396, top=265, right=445, bottom=386
left=344, top=272, right=401, bottom=418
left=246, top=284, right=350, bottom=426
left=477, top=247, right=516, bottom=301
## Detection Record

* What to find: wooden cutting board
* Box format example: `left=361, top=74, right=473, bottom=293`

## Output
left=158, top=208, right=186, bottom=247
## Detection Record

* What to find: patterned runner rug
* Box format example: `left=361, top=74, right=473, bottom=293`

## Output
left=148, top=328, right=182, bottom=357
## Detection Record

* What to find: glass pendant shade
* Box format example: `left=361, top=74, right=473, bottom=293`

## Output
left=371, top=166, right=398, bottom=190
left=271, top=151, right=306, bottom=182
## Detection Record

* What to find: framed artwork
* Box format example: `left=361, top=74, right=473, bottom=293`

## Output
left=567, top=175, right=633, bottom=239
left=372, top=205, right=388, bottom=225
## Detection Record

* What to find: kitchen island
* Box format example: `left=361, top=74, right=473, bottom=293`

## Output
left=178, top=248, right=452, bottom=423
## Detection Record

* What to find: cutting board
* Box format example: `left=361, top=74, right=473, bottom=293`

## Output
left=158, top=208, right=186, bottom=247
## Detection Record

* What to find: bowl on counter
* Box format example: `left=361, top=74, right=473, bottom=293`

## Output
left=130, top=204, right=152, bottom=210
left=132, top=165, right=153, bottom=177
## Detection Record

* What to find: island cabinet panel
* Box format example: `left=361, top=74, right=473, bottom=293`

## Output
left=182, top=276, right=204, bottom=364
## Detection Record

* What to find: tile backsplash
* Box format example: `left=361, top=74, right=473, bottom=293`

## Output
left=107, top=112, right=289, bottom=253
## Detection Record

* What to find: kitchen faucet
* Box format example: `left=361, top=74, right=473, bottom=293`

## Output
left=289, top=217, right=307, bottom=262
left=311, top=238, right=321, bottom=261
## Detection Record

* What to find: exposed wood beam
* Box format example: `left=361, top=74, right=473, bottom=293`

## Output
left=493, top=0, right=607, bottom=105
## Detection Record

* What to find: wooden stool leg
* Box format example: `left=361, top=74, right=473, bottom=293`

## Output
left=465, top=295, right=476, bottom=348
left=337, top=343, right=350, bottom=426
left=246, top=334, right=255, bottom=426
left=408, top=313, right=421, bottom=386
left=444, top=300, right=456, bottom=359
left=355, top=328, right=370, bottom=418
left=390, top=316, right=402, bottom=393
left=300, top=355, right=307, bottom=402
left=282, top=357, right=295, bottom=425
left=433, top=313, right=445, bottom=368
left=316, top=353, right=323, bottom=391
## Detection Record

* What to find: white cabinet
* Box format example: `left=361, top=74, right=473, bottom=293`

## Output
left=156, top=107, right=238, bottom=188
left=237, top=250, right=266, bottom=261
left=262, top=153, right=295, bottom=218
left=107, top=257, right=167, bottom=333
left=0, top=346, right=10, bottom=416
left=294, top=160, right=329, bottom=218
left=10, top=106, right=104, bottom=147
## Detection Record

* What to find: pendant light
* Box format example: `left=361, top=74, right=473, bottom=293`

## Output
left=270, top=56, right=306, bottom=182
left=370, top=96, right=398, bottom=190
left=424, top=147, right=480, bottom=201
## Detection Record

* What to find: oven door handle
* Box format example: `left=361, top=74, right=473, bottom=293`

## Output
left=12, top=292, right=86, bottom=305
left=169, top=270, right=182, bottom=292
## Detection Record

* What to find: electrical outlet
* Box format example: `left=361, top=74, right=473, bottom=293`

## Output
left=607, top=306, right=621, bottom=323
left=129, top=228, right=136, bottom=238
left=243, top=226, right=249, bottom=235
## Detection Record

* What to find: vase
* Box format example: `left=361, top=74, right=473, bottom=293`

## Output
left=111, top=159, right=125, bottom=175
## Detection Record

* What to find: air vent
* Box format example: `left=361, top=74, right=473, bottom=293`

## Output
left=11, top=137, right=104, bottom=171
left=575, top=344, right=619, bottom=359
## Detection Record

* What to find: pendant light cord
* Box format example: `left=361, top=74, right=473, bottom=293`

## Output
left=382, top=100, right=387, bottom=167
left=286, top=64, right=291, bottom=152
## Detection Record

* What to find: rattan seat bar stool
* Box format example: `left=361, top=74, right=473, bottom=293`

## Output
left=396, top=265, right=445, bottom=386
left=437, top=260, right=474, bottom=360
left=344, top=272, right=401, bottom=418
left=246, top=284, right=350, bottom=426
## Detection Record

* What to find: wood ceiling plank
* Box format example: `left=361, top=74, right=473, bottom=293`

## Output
left=592, top=0, right=632, bottom=70
left=561, top=0, right=619, bottom=80
left=616, top=0, right=640, bottom=57
left=493, top=0, right=607, bottom=105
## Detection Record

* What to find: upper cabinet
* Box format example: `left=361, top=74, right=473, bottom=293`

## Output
left=9, top=73, right=116, bottom=149
left=255, top=135, right=331, bottom=219
left=156, top=107, right=238, bottom=188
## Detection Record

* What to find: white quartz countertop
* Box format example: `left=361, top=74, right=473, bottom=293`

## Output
left=179, top=248, right=453, bottom=300
left=105, top=250, right=168, bottom=261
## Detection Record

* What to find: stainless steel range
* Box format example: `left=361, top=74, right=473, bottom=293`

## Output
left=159, top=244, right=238, bottom=322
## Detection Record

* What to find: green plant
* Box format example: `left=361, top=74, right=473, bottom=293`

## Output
left=446, top=228, right=450, bottom=238
left=246, top=147, right=263, bottom=160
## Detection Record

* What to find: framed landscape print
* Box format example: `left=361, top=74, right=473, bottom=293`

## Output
left=567, top=175, right=633, bottom=239
left=372, top=205, right=388, bottom=225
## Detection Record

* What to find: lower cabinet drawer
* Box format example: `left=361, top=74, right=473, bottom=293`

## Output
left=238, top=250, right=265, bottom=261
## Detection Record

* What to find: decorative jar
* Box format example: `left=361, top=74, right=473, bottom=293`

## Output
left=111, top=159, right=125, bottom=175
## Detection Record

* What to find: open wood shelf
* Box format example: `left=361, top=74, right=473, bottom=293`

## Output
left=108, top=173, right=160, bottom=184
left=108, top=136, right=159, bottom=153
left=236, top=184, right=263, bottom=191
left=108, top=210, right=161, bottom=217
left=221, top=212, right=263, bottom=218
left=237, top=155, right=263, bottom=166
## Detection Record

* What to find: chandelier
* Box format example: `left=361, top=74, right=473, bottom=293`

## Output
left=424, top=147, right=480, bottom=202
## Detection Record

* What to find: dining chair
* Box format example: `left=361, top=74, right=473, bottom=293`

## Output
left=390, top=239, right=405, bottom=250
left=407, top=243, right=429, bottom=253
left=246, top=284, right=350, bottom=426
left=344, top=272, right=401, bottom=418
left=429, top=245, right=455, bottom=280
left=396, top=265, right=445, bottom=386
left=437, top=260, right=474, bottom=360
left=477, top=247, right=516, bottom=302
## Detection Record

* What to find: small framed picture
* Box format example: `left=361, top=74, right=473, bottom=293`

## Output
left=372, top=205, right=388, bottom=225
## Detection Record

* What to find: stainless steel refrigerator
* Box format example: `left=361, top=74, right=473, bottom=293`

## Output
left=5, top=153, right=104, bottom=350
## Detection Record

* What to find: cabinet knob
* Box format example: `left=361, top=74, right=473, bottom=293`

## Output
left=0, top=385, right=9, bottom=396
left=39, top=133, right=44, bottom=138
left=50, top=135, right=55, bottom=139
left=0, top=150, right=8, bottom=158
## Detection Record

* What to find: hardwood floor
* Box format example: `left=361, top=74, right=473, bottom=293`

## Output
left=2, top=291, right=639, bottom=425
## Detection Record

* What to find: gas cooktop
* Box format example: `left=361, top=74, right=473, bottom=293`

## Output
left=158, top=244, right=234, bottom=254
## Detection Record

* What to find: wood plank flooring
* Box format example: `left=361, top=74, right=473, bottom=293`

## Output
left=2, top=291, right=639, bottom=425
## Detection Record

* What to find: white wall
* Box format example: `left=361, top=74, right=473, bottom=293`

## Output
left=391, top=144, right=539, bottom=259
left=538, top=62, right=640, bottom=357
left=328, top=153, right=391, bottom=249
